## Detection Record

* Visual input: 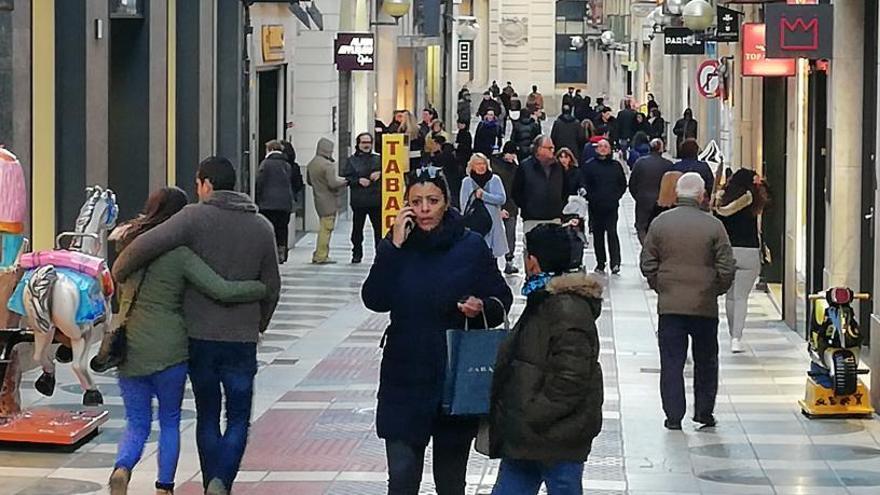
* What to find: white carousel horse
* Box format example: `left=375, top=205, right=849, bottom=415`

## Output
left=21, top=186, right=117, bottom=406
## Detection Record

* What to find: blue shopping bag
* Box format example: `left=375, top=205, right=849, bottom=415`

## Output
left=442, top=297, right=510, bottom=416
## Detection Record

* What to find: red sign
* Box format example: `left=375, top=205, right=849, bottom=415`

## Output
left=742, top=23, right=796, bottom=77
left=696, top=60, right=721, bottom=99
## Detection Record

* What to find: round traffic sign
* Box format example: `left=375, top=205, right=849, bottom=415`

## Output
left=696, top=60, right=721, bottom=99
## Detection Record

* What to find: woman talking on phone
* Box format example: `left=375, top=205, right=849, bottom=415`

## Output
left=362, top=166, right=513, bottom=494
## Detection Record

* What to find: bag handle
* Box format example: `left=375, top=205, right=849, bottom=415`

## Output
left=120, top=269, right=148, bottom=327
left=463, top=296, right=510, bottom=332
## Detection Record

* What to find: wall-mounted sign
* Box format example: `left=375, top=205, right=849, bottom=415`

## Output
left=334, top=33, right=374, bottom=71
left=381, top=134, right=409, bottom=236
left=696, top=60, right=721, bottom=99
left=664, top=27, right=705, bottom=55
left=716, top=6, right=741, bottom=42
left=458, top=40, right=472, bottom=72
left=742, top=23, right=796, bottom=77
left=765, top=4, right=833, bottom=59
left=261, top=25, right=285, bottom=63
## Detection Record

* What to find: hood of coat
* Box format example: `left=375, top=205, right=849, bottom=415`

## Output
left=546, top=272, right=604, bottom=301
left=203, top=190, right=259, bottom=213
left=559, top=113, right=578, bottom=124
left=316, top=138, right=335, bottom=162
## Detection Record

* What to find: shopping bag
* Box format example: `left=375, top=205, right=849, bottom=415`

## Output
left=442, top=297, right=510, bottom=416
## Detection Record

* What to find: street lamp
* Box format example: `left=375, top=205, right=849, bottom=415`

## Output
left=682, top=0, right=715, bottom=32
left=372, top=0, right=412, bottom=26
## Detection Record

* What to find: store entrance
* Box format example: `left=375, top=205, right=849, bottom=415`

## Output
left=805, top=66, right=828, bottom=339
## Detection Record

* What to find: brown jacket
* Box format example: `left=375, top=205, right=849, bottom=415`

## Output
left=306, top=138, right=348, bottom=217
left=640, top=198, right=735, bottom=318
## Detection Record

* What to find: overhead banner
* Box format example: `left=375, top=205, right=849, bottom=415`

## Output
left=664, top=27, right=705, bottom=55
left=381, top=134, right=409, bottom=236
left=335, top=33, right=374, bottom=71
left=765, top=3, right=833, bottom=59
left=742, top=23, right=796, bottom=77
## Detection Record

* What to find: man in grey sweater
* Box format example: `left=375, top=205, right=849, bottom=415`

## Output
left=112, top=156, right=281, bottom=495
left=640, top=172, right=735, bottom=432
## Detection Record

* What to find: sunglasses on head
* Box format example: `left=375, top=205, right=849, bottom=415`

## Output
left=406, top=165, right=445, bottom=184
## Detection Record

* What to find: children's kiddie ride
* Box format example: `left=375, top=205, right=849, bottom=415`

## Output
left=799, top=287, right=875, bottom=418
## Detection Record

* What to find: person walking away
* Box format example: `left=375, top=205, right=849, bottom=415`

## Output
left=460, top=153, right=508, bottom=259
left=714, top=169, right=769, bottom=354
left=616, top=100, right=637, bottom=151
left=492, top=143, right=520, bottom=274
left=511, top=109, right=542, bottom=162
left=646, top=171, right=683, bottom=231
left=672, top=139, right=714, bottom=205
left=280, top=141, right=305, bottom=198
left=648, top=108, right=667, bottom=142
left=501, top=82, right=515, bottom=113
left=626, top=131, right=652, bottom=169
left=342, top=132, right=382, bottom=264
left=255, top=140, right=298, bottom=264
left=640, top=173, right=735, bottom=430
left=457, top=88, right=473, bottom=124
left=673, top=108, right=698, bottom=156
left=474, top=110, right=503, bottom=157
left=108, top=187, right=267, bottom=495
left=490, top=80, right=501, bottom=98
left=582, top=139, right=627, bottom=274
left=490, top=223, right=603, bottom=495
left=362, top=166, right=513, bottom=495
left=551, top=106, right=585, bottom=161
left=526, top=85, right=545, bottom=121
left=512, top=135, right=567, bottom=236
left=307, top=138, right=348, bottom=264
left=111, top=157, right=281, bottom=495
left=574, top=91, right=589, bottom=122
left=561, top=87, right=576, bottom=114
left=629, top=139, right=673, bottom=243
left=477, top=91, right=502, bottom=119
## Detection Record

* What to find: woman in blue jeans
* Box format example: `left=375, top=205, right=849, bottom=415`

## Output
left=107, top=187, right=266, bottom=495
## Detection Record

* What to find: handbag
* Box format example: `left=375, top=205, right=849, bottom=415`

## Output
left=462, top=190, right=493, bottom=236
left=442, top=297, right=510, bottom=416
left=90, top=269, right=146, bottom=373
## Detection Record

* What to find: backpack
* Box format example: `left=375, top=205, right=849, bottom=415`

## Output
left=462, top=190, right=493, bottom=236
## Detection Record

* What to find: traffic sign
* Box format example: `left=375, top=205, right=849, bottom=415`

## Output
left=696, top=60, right=721, bottom=99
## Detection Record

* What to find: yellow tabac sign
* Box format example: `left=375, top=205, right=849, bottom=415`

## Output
left=381, top=134, right=409, bottom=236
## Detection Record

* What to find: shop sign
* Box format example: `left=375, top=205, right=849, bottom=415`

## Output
left=334, top=33, right=374, bottom=71
left=765, top=4, right=833, bottom=59
left=261, top=25, right=285, bottom=63
left=458, top=40, right=471, bottom=72
left=742, top=23, right=796, bottom=77
left=696, top=60, right=721, bottom=99
left=664, top=27, right=705, bottom=55
left=381, top=134, right=409, bottom=236
left=716, top=6, right=741, bottom=43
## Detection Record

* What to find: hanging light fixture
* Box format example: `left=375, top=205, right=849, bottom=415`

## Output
left=682, top=0, right=715, bottom=32
left=382, top=0, right=412, bottom=20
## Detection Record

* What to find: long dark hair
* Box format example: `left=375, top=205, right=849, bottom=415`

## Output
left=116, top=187, right=189, bottom=251
left=719, top=168, right=769, bottom=215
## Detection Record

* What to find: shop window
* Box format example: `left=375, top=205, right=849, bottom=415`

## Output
left=556, top=1, right=589, bottom=84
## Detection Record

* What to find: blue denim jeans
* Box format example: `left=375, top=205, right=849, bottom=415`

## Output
left=188, top=338, right=257, bottom=490
left=116, top=362, right=188, bottom=488
left=492, top=459, right=585, bottom=495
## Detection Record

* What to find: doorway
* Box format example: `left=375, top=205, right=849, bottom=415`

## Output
left=861, top=0, right=878, bottom=345
left=257, top=68, right=281, bottom=160
left=805, top=66, right=828, bottom=338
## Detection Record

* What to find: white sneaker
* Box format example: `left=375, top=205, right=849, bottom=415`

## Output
left=731, top=338, right=745, bottom=354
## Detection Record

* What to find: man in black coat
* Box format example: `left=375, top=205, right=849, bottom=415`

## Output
left=341, top=132, right=382, bottom=263
left=513, top=136, right=567, bottom=239
left=582, top=139, right=628, bottom=273
left=616, top=100, right=638, bottom=149
left=561, top=87, right=576, bottom=114
left=510, top=110, right=542, bottom=161
left=551, top=105, right=585, bottom=160
left=629, top=138, right=673, bottom=243
left=477, top=91, right=502, bottom=118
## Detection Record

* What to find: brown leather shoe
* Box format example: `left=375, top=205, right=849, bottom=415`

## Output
left=109, top=467, right=130, bottom=495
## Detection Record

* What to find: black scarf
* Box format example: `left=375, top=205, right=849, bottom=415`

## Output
left=470, top=169, right=493, bottom=189
left=404, top=209, right=466, bottom=252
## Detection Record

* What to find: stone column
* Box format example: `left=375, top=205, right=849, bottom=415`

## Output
left=825, top=0, right=864, bottom=288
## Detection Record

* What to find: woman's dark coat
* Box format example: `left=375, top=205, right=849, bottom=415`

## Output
left=362, top=210, right=513, bottom=446
left=255, top=152, right=297, bottom=212
left=474, top=120, right=503, bottom=157
left=490, top=272, right=604, bottom=462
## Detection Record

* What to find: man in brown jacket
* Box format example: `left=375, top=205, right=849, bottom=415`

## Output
left=307, top=138, right=348, bottom=264
left=640, top=172, right=735, bottom=431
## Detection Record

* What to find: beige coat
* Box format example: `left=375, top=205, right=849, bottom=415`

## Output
left=640, top=198, right=735, bottom=318
left=306, top=138, right=348, bottom=217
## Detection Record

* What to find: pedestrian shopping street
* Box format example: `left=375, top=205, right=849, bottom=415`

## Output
left=0, top=195, right=878, bottom=495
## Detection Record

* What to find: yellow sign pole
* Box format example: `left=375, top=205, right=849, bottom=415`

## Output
left=381, top=134, right=409, bottom=236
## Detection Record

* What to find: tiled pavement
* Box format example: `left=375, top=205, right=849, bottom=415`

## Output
left=3, top=195, right=880, bottom=494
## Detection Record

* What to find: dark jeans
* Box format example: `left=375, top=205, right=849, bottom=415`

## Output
left=385, top=416, right=475, bottom=495
left=658, top=315, right=719, bottom=422
left=492, top=459, right=584, bottom=495
left=590, top=206, right=620, bottom=268
left=188, top=339, right=258, bottom=490
left=261, top=209, right=291, bottom=248
left=351, top=206, right=382, bottom=257
left=502, top=214, right=518, bottom=262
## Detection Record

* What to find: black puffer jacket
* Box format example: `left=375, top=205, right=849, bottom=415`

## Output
left=490, top=272, right=604, bottom=462
left=512, top=157, right=567, bottom=221
left=511, top=116, right=541, bottom=159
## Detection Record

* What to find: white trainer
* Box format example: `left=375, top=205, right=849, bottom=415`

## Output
left=731, top=338, right=745, bottom=354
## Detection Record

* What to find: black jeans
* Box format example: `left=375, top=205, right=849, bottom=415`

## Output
left=658, top=314, right=719, bottom=422
left=261, top=209, right=291, bottom=247
left=385, top=416, right=475, bottom=495
left=351, top=206, right=382, bottom=257
left=590, top=205, right=620, bottom=268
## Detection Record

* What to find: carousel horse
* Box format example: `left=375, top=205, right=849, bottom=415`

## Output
left=11, top=186, right=117, bottom=406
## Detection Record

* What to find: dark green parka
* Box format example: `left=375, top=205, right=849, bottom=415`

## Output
left=489, top=272, right=604, bottom=462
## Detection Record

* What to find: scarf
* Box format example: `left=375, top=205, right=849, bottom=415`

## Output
left=522, top=272, right=553, bottom=296
left=470, top=169, right=493, bottom=189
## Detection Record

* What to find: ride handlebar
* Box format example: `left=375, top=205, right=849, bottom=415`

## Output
left=808, top=293, right=871, bottom=301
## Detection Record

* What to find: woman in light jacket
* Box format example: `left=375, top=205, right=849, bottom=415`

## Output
left=460, top=153, right=508, bottom=258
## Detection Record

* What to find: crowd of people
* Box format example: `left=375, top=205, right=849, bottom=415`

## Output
left=102, top=80, right=771, bottom=495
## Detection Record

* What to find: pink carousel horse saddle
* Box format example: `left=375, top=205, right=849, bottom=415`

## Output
left=19, top=251, right=113, bottom=297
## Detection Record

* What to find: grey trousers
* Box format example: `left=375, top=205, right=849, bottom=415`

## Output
left=724, top=247, right=761, bottom=340
left=502, top=214, right=518, bottom=262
